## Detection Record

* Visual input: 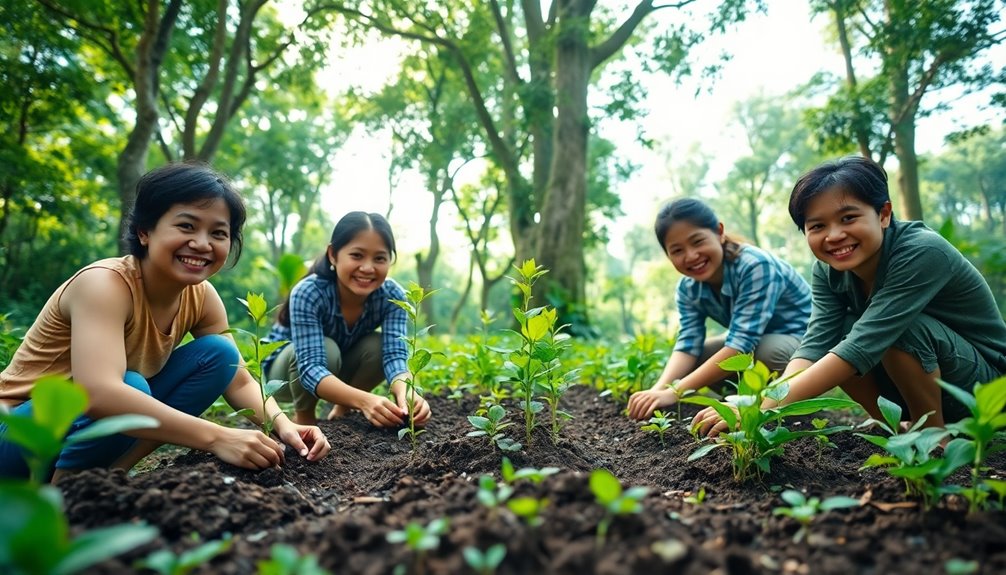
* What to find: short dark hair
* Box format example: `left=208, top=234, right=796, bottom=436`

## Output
left=654, top=197, right=744, bottom=260
left=125, top=162, right=246, bottom=264
left=789, top=156, right=891, bottom=232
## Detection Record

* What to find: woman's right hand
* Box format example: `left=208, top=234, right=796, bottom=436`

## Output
left=359, top=394, right=406, bottom=428
left=627, top=388, right=677, bottom=420
left=209, top=427, right=285, bottom=470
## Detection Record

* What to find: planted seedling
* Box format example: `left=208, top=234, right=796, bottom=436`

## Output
left=811, top=418, right=837, bottom=462
left=939, top=375, right=1006, bottom=512
left=640, top=410, right=673, bottom=446
left=589, top=468, right=649, bottom=549
left=257, top=543, right=330, bottom=575
left=386, top=517, right=449, bottom=575
left=856, top=396, right=974, bottom=509
left=462, top=543, right=506, bottom=575
left=683, top=486, right=706, bottom=506
left=500, top=456, right=559, bottom=485
left=683, top=355, right=858, bottom=482
left=504, top=259, right=551, bottom=447
left=389, top=282, right=441, bottom=456
left=476, top=474, right=514, bottom=515
left=0, top=376, right=159, bottom=484
left=506, top=496, right=549, bottom=527
left=467, top=404, right=521, bottom=452
left=229, top=293, right=289, bottom=437
left=772, top=489, right=859, bottom=543
left=136, top=535, right=232, bottom=575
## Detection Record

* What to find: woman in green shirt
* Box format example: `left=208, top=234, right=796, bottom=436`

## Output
left=694, top=156, right=1006, bottom=436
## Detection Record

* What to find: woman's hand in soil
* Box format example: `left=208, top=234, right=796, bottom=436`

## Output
left=627, top=388, right=676, bottom=420
left=274, top=419, right=331, bottom=462
left=210, top=427, right=285, bottom=469
left=691, top=403, right=738, bottom=438
left=393, top=388, right=432, bottom=426
left=359, top=394, right=406, bottom=428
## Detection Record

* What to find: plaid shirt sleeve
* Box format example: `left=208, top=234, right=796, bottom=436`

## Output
left=287, top=280, right=332, bottom=397
left=673, top=279, right=707, bottom=356
left=379, top=280, right=410, bottom=383
left=724, top=255, right=782, bottom=353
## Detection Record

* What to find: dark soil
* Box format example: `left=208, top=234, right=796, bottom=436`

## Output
left=59, top=386, right=1006, bottom=574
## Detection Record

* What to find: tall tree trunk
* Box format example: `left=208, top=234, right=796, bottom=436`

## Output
left=831, top=1, right=873, bottom=159
left=535, top=0, right=590, bottom=322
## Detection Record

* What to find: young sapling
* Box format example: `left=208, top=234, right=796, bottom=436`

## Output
left=589, top=468, right=649, bottom=549
left=500, top=456, right=559, bottom=485
left=462, top=543, right=506, bottom=575
left=467, top=404, right=521, bottom=452
left=811, top=418, right=837, bottom=462
left=230, top=293, right=289, bottom=437
left=939, top=375, right=1006, bottom=512
left=389, top=282, right=441, bottom=455
left=136, top=536, right=232, bottom=575
left=386, top=517, right=449, bottom=575
left=683, top=486, right=706, bottom=506
left=640, top=410, right=673, bottom=446
left=257, top=543, right=331, bottom=575
left=772, top=489, right=859, bottom=543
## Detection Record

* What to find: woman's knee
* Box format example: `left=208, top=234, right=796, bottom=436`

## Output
left=187, top=334, right=240, bottom=380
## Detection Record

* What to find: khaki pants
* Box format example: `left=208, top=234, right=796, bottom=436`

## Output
left=268, top=333, right=385, bottom=414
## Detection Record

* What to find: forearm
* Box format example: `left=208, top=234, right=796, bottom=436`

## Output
left=85, top=384, right=220, bottom=451
left=764, top=353, right=856, bottom=408
left=223, top=372, right=289, bottom=428
left=653, top=351, right=699, bottom=390
left=676, top=346, right=744, bottom=393
left=314, top=373, right=376, bottom=408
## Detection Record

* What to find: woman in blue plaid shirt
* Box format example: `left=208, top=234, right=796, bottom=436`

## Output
left=263, top=212, right=431, bottom=427
left=628, top=198, right=812, bottom=421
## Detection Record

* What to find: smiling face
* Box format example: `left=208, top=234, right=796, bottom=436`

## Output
left=803, top=185, right=892, bottom=282
left=138, top=199, right=231, bottom=288
left=662, top=220, right=726, bottom=287
left=329, top=228, right=391, bottom=302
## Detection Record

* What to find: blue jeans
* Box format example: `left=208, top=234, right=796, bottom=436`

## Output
left=0, top=334, right=238, bottom=479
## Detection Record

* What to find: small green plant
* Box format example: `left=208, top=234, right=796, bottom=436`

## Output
left=672, top=385, right=696, bottom=423
left=504, top=259, right=551, bottom=447
left=136, top=535, right=232, bottom=575
left=772, top=489, right=859, bottom=543
left=506, top=496, right=549, bottom=527
left=0, top=377, right=159, bottom=484
left=811, top=418, right=837, bottom=462
left=386, top=518, right=449, bottom=575
left=230, top=293, right=289, bottom=437
left=462, top=543, right=506, bottom=575
left=939, top=375, right=1006, bottom=512
left=683, top=355, right=858, bottom=482
left=467, top=404, right=521, bottom=452
left=476, top=474, right=514, bottom=514
left=500, top=456, right=559, bottom=485
left=257, top=543, right=330, bottom=575
left=857, top=396, right=974, bottom=509
left=683, top=486, right=706, bottom=505
left=389, top=282, right=441, bottom=455
left=589, top=468, right=649, bottom=549
left=640, top=410, right=672, bottom=446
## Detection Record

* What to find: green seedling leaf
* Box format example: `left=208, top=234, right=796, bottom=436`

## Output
left=589, top=469, right=622, bottom=504
left=877, top=396, right=903, bottom=433
left=718, top=353, right=754, bottom=372
left=55, top=523, right=159, bottom=575
left=31, top=377, right=88, bottom=440
left=67, top=414, right=160, bottom=443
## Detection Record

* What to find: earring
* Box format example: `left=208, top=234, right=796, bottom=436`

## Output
left=329, top=263, right=335, bottom=271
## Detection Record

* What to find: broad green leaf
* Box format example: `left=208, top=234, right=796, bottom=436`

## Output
left=589, top=469, right=622, bottom=503
left=467, top=416, right=490, bottom=428
left=938, top=380, right=977, bottom=414
left=31, top=377, right=88, bottom=440
left=67, top=414, right=159, bottom=443
left=770, top=397, right=859, bottom=419
left=488, top=405, right=505, bottom=420
left=0, top=482, right=67, bottom=573
left=263, top=380, right=287, bottom=398
left=55, top=523, right=159, bottom=575
left=877, top=396, right=903, bottom=433
left=0, top=415, right=62, bottom=460
left=820, top=496, right=860, bottom=511
left=681, top=396, right=737, bottom=429
left=975, top=376, right=1006, bottom=422
left=687, top=442, right=722, bottom=461
left=718, top=354, right=754, bottom=372
left=388, top=299, right=416, bottom=317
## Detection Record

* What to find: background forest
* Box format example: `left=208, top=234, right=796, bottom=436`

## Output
left=2, top=0, right=1005, bottom=339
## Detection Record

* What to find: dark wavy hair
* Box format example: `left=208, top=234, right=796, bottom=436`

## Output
left=124, top=162, right=246, bottom=265
left=789, top=156, right=892, bottom=232
left=654, top=197, right=745, bottom=261
left=277, top=211, right=397, bottom=327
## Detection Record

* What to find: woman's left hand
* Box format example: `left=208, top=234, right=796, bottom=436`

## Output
left=690, top=403, right=739, bottom=438
left=393, top=387, right=432, bottom=426
left=276, top=421, right=331, bottom=461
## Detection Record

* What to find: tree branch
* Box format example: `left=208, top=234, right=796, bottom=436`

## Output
left=590, top=0, right=697, bottom=69
left=489, top=0, right=523, bottom=85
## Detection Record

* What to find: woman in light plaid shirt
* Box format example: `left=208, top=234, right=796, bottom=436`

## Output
left=263, top=212, right=431, bottom=428
left=628, top=198, right=812, bottom=421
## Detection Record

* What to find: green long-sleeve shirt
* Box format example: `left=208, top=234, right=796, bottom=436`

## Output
left=792, top=220, right=1006, bottom=376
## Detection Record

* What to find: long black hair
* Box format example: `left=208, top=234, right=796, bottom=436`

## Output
left=653, top=197, right=745, bottom=260
left=277, top=211, right=397, bottom=327
left=125, top=162, right=246, bottom=265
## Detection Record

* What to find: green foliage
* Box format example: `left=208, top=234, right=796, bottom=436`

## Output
left=505, top=496, right=549, bottom=528
left=466, top=404, right=521, bottom=452
left=856, top=396, right=974, bottom=509
left=257, top=544, right=330, bottom=575
left=136, top=536, right=232, bottom=575
left=683, top=486, right=706, bottom=506
left=772, top=489, right=859, bottom=543
left=640, top=410, right=673, bottom=447
left=602, top=333, right=665, bottom=403
left=229, top=293, right=289, bottom=437
left=476, top=474, right=514, bottom=510
left=589, top=469, right=649, bottom=549
left=462, top=543, right=506, bottom=575
left=389, top=282, right=441, bottom=454
left=939, top=375, right=1006, bottom=512
left=0, top=377, right=158, bottom=484
left=683, top=355, right=859, bottom=482
left=0, top=313, right=25, bottom=372
left=500, top=457, right=559, bottom=485
left=0, top=481, right=159, bottom=575
left=386, top=518, right=449, bottom=575
left=811, top=418, right=837, bottom=462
